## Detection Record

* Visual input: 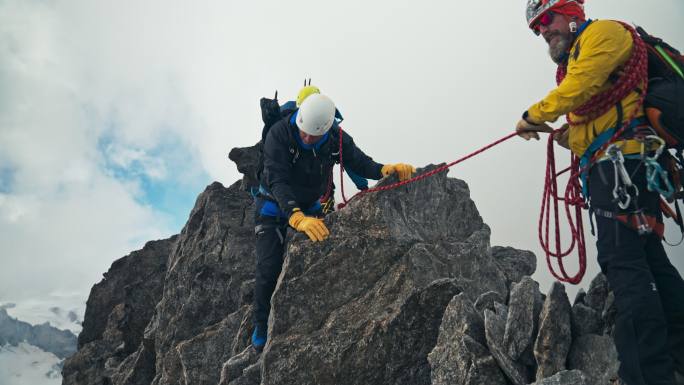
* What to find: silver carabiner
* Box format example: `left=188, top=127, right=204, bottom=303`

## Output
left=606, top=144, right=637, bottom=210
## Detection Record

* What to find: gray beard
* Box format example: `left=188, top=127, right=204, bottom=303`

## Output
left=548, top=34, right=573, bottom=65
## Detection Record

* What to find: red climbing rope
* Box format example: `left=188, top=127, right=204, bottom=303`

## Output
left=539, top=131, right=587, bottom=284
left=335, top=128, right=519, bottom=209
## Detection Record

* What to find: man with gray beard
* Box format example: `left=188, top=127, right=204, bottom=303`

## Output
left=514, top=1, right=684, bottom=384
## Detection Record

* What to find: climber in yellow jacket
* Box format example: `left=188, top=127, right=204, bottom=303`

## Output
left=515, top=1, right=684, bottom=384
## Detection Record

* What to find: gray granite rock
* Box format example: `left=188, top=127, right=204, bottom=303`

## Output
left=504, top=276, right=538, bottom=360
left=259, top=165, right=508, bottom=385
left=534, top=282, right=572, bottom=380
left=219, top=346, right=260, bottom=385
left=474, top=291, right=504, bottom=317
left=568, top=334, right=619, bottom=385
left=66, top=146, right=569, bottom=385
left=585, top=273, right=610, bottom=312
left=533, top=370, right=587, bottom=385
left=429, top=293, right=506, bottom=385
left=62, top=236, right=176, bottom=385
left=571, top=303, right=602, bottom=338
left=228, top=143, right=261, bottom=192
left=573, top=289, right=586, bottom=306
left=485, top=303, right=529, bottom=385
left=491, top=246, right=537, bottom=290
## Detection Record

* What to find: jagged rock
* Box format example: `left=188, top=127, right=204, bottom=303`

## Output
left=570, top=303, right=602, bottom=338
left=585, top=273, right=609, bottom=312
left=533, top=370, right=587, bottom=385
left=228, top=362, right=261, bottom=385
left=259, top=165, right=508, bottom=385
left=219, top=346, right=260, bottom=385
left=67, top=146, right=556, bottom=385
left=147, top=181, right=256, bottom=385
left=491, top=246, right=537, bottom=290
left=264, top=278, right=464, bottom=385
left=486, top=302, right=529, bottom=385
left=109, top=338, right=157, bottom=385
left=62, top=236, right=175, bottom=385
left=174, top=306, right=252, bottom=385
left=431, top=334, right=507, bottom=385
left=78, top=237, right=176, bottom=349
left=474, top=291, right=504, bottom=317
left=534, top=282, right=572, bottom=380
left=503, top=276, right=538, bottom=360
left=435, top=293, right=486, bottom=345
left=228, top=143, right=261, bottom=192
left=573, top=289, right=586, bottom=306
left=428, top=293, right=506, bottom=385
left=568, top=334, right=619, bottom=385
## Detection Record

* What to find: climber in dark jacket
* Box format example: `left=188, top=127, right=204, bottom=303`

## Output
left=251, top=93, right=415, bottom=351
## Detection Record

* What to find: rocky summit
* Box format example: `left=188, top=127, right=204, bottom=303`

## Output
left=63, top=144, right=625, bottom=385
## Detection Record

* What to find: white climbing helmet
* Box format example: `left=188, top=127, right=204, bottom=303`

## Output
left=296, top=94, right=336, bottom=136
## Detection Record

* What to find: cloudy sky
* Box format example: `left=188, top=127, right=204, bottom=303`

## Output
left=1, top=0, right=683, bottom=322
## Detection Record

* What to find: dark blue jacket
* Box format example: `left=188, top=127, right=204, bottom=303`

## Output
left=261, top=113, right=383, bottom=217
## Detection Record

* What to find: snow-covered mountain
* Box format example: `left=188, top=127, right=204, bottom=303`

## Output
left=0, top=342, right=62, bottom=385
left=1, top=298, right=83, bottom=335
left=0, top=303, right=80, bottom=385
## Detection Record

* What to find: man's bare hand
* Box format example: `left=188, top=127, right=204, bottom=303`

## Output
left=516, top=119, right=553, bottom=141
left=554, top=123, right=571, bottom=149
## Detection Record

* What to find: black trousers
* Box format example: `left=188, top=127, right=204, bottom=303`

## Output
left=589, top=159, right=684, bottom=385
left=252, top=199, right=289, bottom=329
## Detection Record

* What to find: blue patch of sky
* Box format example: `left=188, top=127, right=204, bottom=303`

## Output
left=97, top=132, right=211, bottom=232
left=0, top=166, right=15, bottom=193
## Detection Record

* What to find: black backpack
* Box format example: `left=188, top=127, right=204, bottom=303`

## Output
left=254, top=92, right=298, bottom=185
left=635, top=26, right=684, bottom=232
left=638, top=26, right=684, bottom=150
left=254, top=92, right=340, bottom=189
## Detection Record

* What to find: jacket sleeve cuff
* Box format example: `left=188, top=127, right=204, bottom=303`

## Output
left=285, top=204, right=300, bottom=218
left=523, top=110, right=543, bottom=125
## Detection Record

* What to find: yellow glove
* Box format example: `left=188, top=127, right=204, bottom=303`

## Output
left=288, top=210, right=329, bottom=242
left=381, top=163, right=416, bottom=181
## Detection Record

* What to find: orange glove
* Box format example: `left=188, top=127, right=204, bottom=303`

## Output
left=288, top=210, right=329, bottom=242
left=381, top=163, right=416, bottom=181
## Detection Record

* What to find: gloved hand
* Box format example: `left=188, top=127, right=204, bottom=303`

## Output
left=381, top=163, right=416, bottom=181
left=516, top=117, right=553, bottom=141
left=553, top=123, right=571, bottom=150
left=288, top=209, right=329, bottom=242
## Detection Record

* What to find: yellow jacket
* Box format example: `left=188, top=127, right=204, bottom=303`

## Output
left=527, top=20, right=645, bottom=157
